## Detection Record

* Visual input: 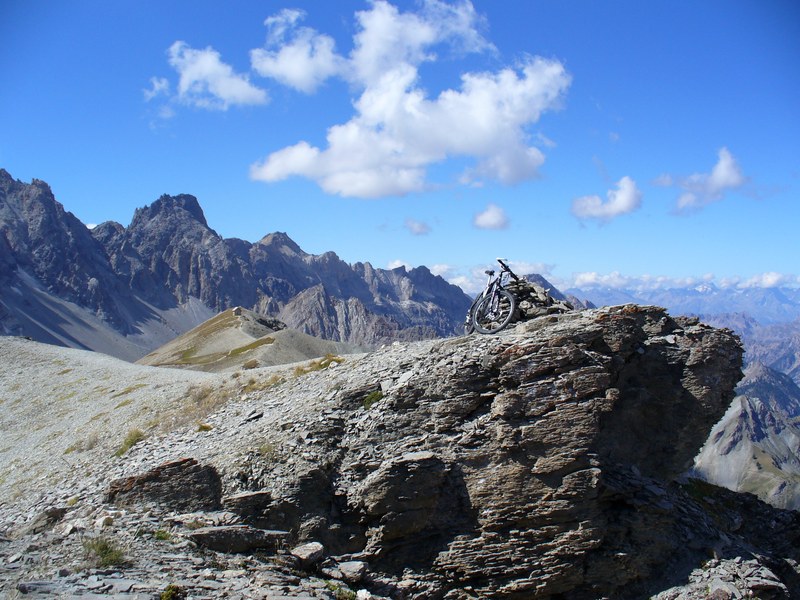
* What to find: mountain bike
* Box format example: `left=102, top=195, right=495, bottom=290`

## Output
left=465, top=258, right=520, bottom=334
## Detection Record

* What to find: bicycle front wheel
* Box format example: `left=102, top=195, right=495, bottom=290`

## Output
left=472, top=289, right=517, bottom=334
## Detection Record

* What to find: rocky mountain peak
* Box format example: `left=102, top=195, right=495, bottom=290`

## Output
left=257, top=231, right=306, bottom=256
left=739, top=361, right=800, bottom=418
left=130, top=193, right=209, bottom=230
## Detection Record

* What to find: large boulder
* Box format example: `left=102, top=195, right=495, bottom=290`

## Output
left=218, top=305, right=749, bottom=598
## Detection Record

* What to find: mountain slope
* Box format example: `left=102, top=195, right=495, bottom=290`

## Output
left=137, top=306, right=363, bottom=372
left=692, top=362, right=800, bottom=510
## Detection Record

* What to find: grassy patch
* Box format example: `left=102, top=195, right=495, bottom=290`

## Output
left=228, top=336, right=274, bottom=356
left=160, top=584, right=188, bottom=600
left=256, top=441, right=278, bottom=462
left=242, top=374, right=285, bottom=394
left=363, top=390, right=384, bottom=410
left=111, top=383, right=147, bottom=399
left=293, top=354, right=345, bottom=377
left=83, top=536, right=127, bottom=567
left=64, top=433, right=99, bottom=454
left=114, top=428, right=146, bottom=457
left=325, top=581, right=357, bottom=600
left=155, top=383, right=234, bottom=432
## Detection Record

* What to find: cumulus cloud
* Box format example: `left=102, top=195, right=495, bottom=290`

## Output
left=167, top=41, right=267, bottom=110
left=250, top=9, right=345, bottom=93
left=571, top=176, right=642, bottom=222
left=250, top=1, right=570, bottom=198
left=404, top=218, right=431, bottom=235
left=658, top=147, right=747, bottom=213
left=473, top=203, right=508, bottom=229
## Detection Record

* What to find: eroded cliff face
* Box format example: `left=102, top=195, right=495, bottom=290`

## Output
left=174, top=304, right=748, bottom=598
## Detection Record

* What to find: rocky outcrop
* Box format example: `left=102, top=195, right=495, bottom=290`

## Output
left=154, top=304, right=751, bottom=598
left=106, top=458, right=223, bottom=512
left=3, top=305, right=799, bottom=598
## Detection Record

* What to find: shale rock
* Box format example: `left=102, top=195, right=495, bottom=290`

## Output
left=5, top=304, right=798, bottom=599
left=106, top=457, right=222, bottom=512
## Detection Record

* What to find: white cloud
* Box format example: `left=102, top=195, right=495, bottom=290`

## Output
left=167, top=41, right=267, bottom=110
left=473, top=203, right=508, bottom=229
left=666, top=147, right=747, bottom=212
left=430, top=263, right=454, bottom=278
left=739, top=272, right=796, bottom=288
left=387, top=259, right=411, bottom=270
left=404, top=218, right=431, bottom=235
left=250, top=1, right=570, bottom=198
left=571, top=176, right=642, bottom=222
left=143, top=77, right=170, bottom=101
left=568, top=271, right=800, bottom=291
left=251, top=9, right=345, bottom=93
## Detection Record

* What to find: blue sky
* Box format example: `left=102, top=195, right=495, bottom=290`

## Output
left=1, top=0, right=798, bottom=293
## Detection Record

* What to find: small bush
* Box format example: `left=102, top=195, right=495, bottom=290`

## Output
left=83, top=536, right=126, bottom=567
left=160, top=583, right=187, bottom=600
left=154, top=529, right=172, bottom=541
left=64, top=433, right=99, bottom=454
left=325, top=581, right=357, bottom=600
left=114, top=428, right=146, bottom=457
left=363, top=390, right=384, bottom=410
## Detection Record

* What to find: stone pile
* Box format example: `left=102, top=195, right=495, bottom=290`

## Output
left=505, top=279, right=574, bottom=320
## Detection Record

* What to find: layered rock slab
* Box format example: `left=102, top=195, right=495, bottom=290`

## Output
left=220, top=305, right=744, bottom=598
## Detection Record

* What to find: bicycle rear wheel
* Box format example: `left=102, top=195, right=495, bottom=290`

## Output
left=472, top=290, right=517, bottom=334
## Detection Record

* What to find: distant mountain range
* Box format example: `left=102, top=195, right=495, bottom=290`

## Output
left=0, top=169, right=470, bottom=359
left=692, top=362, right=800, bottom=510
left=568, top=284, right=800, bottom=387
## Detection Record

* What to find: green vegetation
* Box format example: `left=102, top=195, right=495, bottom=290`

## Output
left=256, top=441, right=278, bottom=462
left=154, top=529, right=172, bottom=541
left=293, top=354, right=345, bottom=377
left=114, top=428, right=146, bottom=457
left=83, top=536, right=127, bottom=567
left=160, top=584, right=187, bottom=600
left=363, top=390, right=384, bottom=410
left=325, top=581, right=357, bottom=600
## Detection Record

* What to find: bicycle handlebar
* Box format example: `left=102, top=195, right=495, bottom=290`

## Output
left=496, top=258, right=520, bottom=281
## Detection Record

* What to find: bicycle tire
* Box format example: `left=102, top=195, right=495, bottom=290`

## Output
left=472, top=289, right=517, bottom=334
left=464, top=294, right=484, bottom=334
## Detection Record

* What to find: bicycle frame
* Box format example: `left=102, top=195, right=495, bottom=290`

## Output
left=464, top=258, right=520, bottom=334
